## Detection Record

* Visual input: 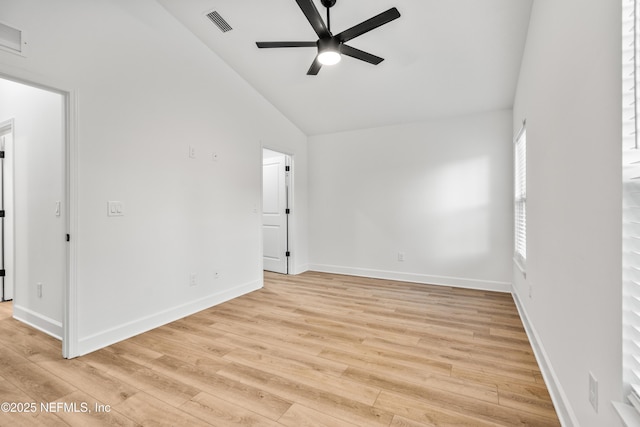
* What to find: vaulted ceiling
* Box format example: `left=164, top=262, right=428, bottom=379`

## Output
left=157, top=0, right=532, bottom=136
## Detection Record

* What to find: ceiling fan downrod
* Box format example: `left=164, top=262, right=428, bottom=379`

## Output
left=321, top=0, right=337, bottom=33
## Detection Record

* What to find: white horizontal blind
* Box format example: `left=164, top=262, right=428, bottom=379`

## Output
left=514, top=126, right=527, bottom=271
left=622, top=0, right=640, bottom=415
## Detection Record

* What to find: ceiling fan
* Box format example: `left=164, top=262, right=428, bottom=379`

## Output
left=256, top=0, right=401, bottom=75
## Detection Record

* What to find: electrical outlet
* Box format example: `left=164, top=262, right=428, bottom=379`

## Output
left=189, top=145, right=196, bottom=159
left=189, top=273, right=197, bottom=287
left=589, top=372, right=598, bottom=412
left=397, top=252, right=405, bottom=262
left=214, top=270, right=220, bottom=280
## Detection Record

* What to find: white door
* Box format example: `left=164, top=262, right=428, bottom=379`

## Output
left=0, top=133, right=4, bottom=301
left=262, top=150, right=288, bottom=274
left=0, top=127, right=11, bottom=302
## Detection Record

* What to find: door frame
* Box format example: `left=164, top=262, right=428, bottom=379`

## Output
left=0, top=119, right=15, bottom=302
left=0, top=69, right=78, bottom=359
left=261, top=145, right=294, bottom=275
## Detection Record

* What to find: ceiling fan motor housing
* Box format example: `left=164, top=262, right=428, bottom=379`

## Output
left=317, top=37, right=341, bottom=53
left=321, top=0, right=337, bottom=9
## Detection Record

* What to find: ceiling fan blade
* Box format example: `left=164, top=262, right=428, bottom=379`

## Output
left=295, top=0, right=331, bottom=39
left=336, top=7, right=401, bottom=43
left=256, top=41, right=317, bottom=48
left=307, top=57, right=322, bottom=75
left=341, top=44, right=384, bottom=65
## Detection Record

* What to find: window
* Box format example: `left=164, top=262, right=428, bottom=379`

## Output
left=620, top=0, right=640, bottom=422
left=514, top=124, right=527, bottom=273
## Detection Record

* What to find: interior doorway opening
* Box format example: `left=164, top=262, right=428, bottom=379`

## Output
left=0, top=75, right=68, bottom=353
left=0, top=120, right=14, bottom=302
left=262, top=148, right=292, bottom=274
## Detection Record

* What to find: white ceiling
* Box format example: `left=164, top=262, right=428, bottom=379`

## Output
left=157, top=0, right=532, bottom=136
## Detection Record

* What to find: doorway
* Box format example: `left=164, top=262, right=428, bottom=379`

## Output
left=0, top=121, right=14, bottom=302
left=0, top=76, right=68, bottom=350
left=262, top=148, right=291, bottom=274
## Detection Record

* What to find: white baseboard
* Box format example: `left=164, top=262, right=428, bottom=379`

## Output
left=511, top=287, right=578, bottom=427
left=76, top=279, right=262, bottom=357
left=13, top=304, right=63, bottom=340
left=292, top=263, right=310, bottom=275
left=308, top=264, right=511, bottom=293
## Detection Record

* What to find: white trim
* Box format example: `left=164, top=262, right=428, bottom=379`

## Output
left=76, top=279, right=261, bottom=357
left=0, top=119, right=15, bottom=302
left=0, top=66, right=78, bottom=359
left=614, top=401, right=640, bottom=426
left=12, top=304, right=63, bottom=340
left=512, top=287, right=579, bottom=427
left=514, top=119, right=527, bottom=143
left=292, top=263, right=310, bottom=275
left=309, top=263, right=511, bottom=293
left=513, top=257, right=527, bottom=278
left=64, top=90, right=79, bottom=358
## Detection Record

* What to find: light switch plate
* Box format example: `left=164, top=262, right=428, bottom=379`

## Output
left=107, top=201, right=124, bottom=217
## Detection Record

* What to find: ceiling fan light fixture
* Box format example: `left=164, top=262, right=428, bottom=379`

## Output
left=317, top=38, right=341, bottom=66
left=318, top=50, right=341, bottom=65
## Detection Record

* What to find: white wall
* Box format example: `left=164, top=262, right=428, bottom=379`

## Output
left=308, top=109, right=513, bottom=291
left=0, top=0, right=307, bottom=356
left=512, top=0, right=622, bottom=425
left=0, top=79, right=65, bottom=338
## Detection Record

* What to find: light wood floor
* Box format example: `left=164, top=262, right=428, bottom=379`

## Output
left=0, top=271, right=560, bottom=426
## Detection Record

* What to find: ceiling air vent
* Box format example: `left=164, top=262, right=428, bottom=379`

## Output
left=206, top=11, right=232, bottom=33
left=0, top=21, right=25, bottom=55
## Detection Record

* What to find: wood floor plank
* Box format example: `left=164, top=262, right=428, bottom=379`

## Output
left=147, top=355, right=292, bottom=421
left=0, top=272, right=560, bottom=426
left=0, top=361, right=77, bottom=403
left=0, top=374, right=68, bottom=427
left=375, top=390, right=502, bottom=427
left=37, top=358, right=137, bottom=406
left=218, top=362, right=394, bottom=426
left=180, top=391, right=278, bottom=427
left=390, top=414, right=438, bottom=427
left=278, top=403, right=360, bottom=427
left=0, top=319, right=61, bottom=363
left=112, top=392, right=211, bottom=427
left=223, top=348, right=381, bottom=406
left=51, top=390, right=137, bottom=427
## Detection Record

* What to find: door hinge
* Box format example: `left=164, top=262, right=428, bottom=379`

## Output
left=285, top=208, right=290, bottom=214
left=0, top=270, right=5, bottom=277
left=285, top=251, right=290, bottom=257
left=285, top=165, right=290, bottom=172
left=66, top=234, right=70, bottom=242
left=0, top=210, right=5, bottom=218
left=0, top=151, right=4, bottom=159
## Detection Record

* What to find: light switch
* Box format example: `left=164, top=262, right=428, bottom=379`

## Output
left=107, top=201, right=124, bottom=217
left=55, top=201, right=61, bottom=217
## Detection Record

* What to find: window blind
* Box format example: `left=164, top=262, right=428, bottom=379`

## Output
left=514, top=125, right=527, bottom=272
left=622, top=0, right=640, bottom=416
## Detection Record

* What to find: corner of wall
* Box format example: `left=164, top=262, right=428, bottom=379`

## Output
left=511, top=284, right=579, bottom=427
